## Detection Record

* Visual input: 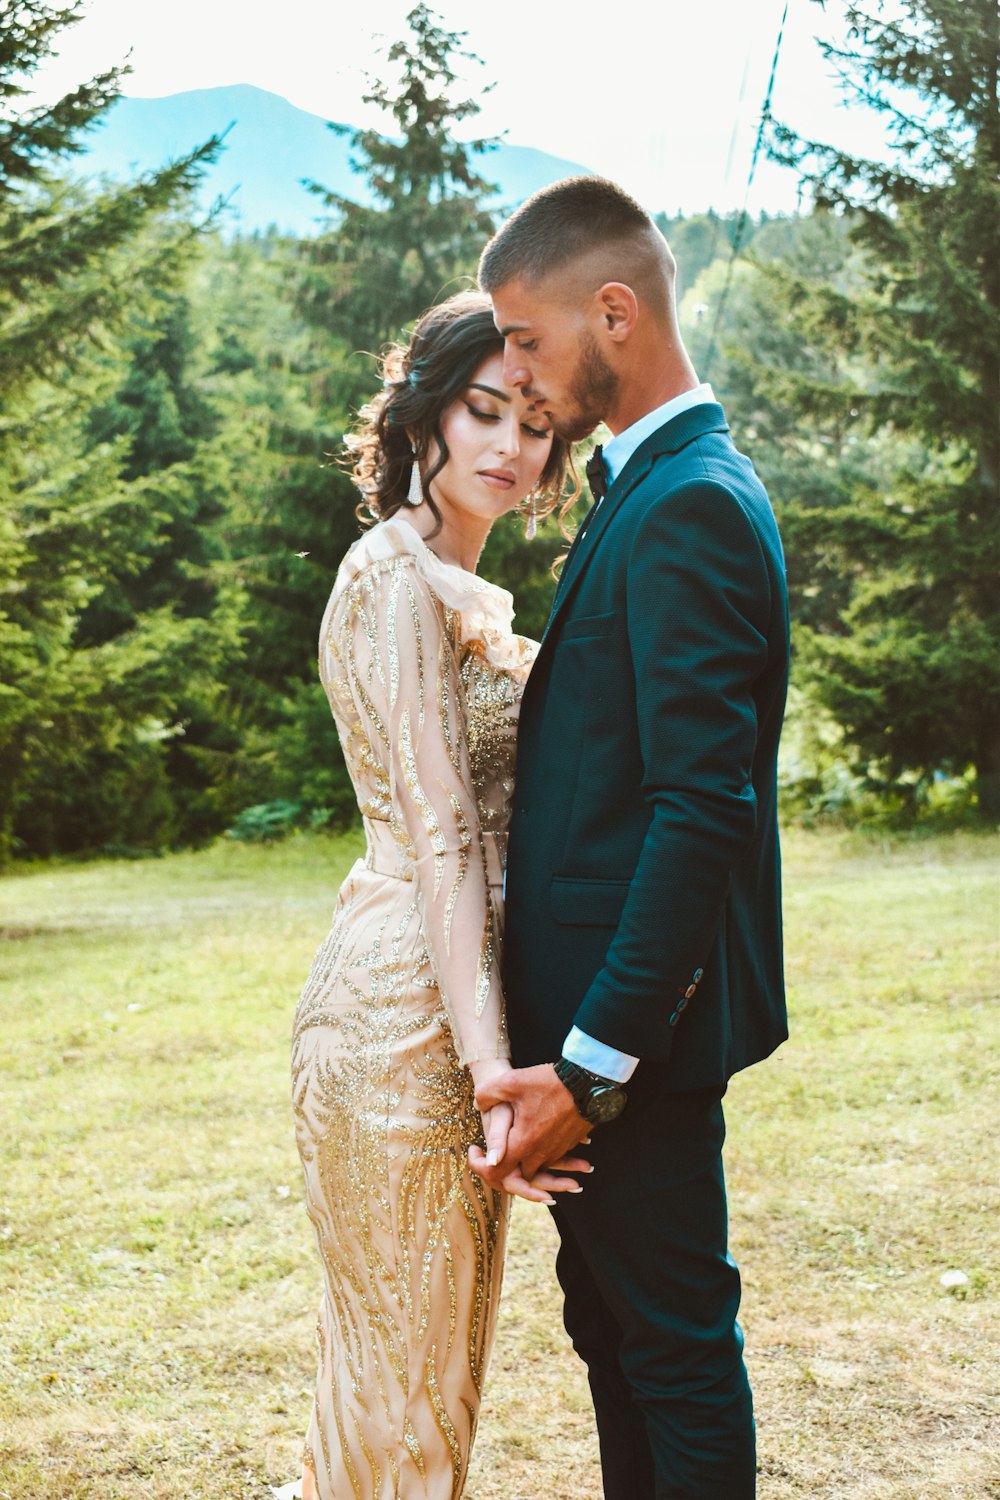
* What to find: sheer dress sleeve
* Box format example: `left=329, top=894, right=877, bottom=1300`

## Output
left=332, top=553, right=508, bottom=1066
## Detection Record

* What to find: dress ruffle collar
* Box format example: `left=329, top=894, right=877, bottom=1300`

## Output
left=336, top=515, right=528, bottom=674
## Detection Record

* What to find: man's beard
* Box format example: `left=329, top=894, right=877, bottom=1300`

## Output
left=551, top=332, right=618, bottom=442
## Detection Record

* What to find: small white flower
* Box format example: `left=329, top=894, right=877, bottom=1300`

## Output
left=939, top=1269, right=969, bottom=1289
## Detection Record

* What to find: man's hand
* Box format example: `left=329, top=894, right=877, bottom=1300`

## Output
left=470, top=1063, right=591, bottom=1184
left=468, top=1057, right=590, bottom=1202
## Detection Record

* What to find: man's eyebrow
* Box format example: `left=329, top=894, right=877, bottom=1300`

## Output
left=467, top=383, right=511, bottom=402
left=496, top=323, right=530, bottom=338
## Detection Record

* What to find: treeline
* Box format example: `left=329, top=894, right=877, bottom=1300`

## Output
left=1, top=0, right=997, bottom=863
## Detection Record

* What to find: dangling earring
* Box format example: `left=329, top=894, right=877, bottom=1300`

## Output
left=406, top=448, right=423, bottom=507
left=524, top=491, right=538, bottom=541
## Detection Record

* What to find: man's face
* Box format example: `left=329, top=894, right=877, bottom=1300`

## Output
left=491, top=278, right=618, bottom=442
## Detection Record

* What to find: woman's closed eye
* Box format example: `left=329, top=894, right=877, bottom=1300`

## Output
left=464, top=399, right=549, bottom=440
left=464, top=400, right=501, bottom=424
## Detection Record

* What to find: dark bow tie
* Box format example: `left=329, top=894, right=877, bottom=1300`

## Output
left=585, top=445, right=607, bottom=502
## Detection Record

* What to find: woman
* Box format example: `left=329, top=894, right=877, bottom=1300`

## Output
left=289, top=292, right=581, bottom=1500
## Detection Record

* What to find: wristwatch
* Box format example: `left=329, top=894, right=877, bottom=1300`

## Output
left=552, top=1057, right=627, bottom=1125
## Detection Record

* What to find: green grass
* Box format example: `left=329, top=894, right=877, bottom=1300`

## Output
left=1, top=828, right=998, bottom=1499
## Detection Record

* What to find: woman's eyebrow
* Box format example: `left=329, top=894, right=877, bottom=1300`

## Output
left=466, top=383, right=511, bottom=402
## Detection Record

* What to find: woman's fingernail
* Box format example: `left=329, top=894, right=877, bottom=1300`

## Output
left=569, top=1185, right=584, bottom=1193
left=542, top=1195, right=556, bottom=1206
left=486, top=1148, right=499, bottom=1167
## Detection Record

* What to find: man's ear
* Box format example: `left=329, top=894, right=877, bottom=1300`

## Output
left=595, top=282, right=639, bottom=341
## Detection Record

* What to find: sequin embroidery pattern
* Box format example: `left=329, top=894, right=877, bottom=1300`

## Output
left=291, top=517, right=535, bottom=1500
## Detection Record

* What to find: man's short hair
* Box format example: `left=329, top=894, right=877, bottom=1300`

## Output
left=476, top=177, right=671, bottom=312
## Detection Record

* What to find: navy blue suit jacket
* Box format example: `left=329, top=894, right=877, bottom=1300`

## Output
left=503, top=403, right=789, bottom=1088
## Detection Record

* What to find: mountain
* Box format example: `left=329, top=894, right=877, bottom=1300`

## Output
left=73, top=84, right=593, bottom=237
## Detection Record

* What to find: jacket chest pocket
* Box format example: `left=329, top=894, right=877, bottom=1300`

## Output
left=557, top=610, right=617, bottom=643
left=550, top=610, right=632, bottom=738
left=551, top=875, right=631, bottom=926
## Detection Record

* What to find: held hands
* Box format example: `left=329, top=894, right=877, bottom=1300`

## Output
left=467, top=1059, right=592, bottom=1204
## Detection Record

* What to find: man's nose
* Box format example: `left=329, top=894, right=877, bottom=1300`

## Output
left=502, top=344, right=530, bottom=390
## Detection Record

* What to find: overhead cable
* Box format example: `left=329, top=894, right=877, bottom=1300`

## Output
left=705, top=0, right=790, bottom=378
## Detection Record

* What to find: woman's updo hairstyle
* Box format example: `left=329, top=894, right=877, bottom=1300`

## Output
left=346, top=290, right=572, bottom=533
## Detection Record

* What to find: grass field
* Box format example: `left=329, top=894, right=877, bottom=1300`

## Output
left=1, top=827, right=997, bottom=1499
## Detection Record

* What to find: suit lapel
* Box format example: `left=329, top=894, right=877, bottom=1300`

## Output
left=543, top=403, right=730, bottom=647
left=547, top=454, right=652, bottom=624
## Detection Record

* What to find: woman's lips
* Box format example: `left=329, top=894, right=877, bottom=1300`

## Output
left=478, top=470, right=516, bottom=489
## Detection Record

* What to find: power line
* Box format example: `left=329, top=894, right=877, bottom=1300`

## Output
left=700, top=42, right=753, bottom=286
left=704, top=0, right=790, bottom=379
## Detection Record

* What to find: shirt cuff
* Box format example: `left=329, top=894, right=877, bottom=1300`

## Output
left=562, top=1025, right=639, bottom=1083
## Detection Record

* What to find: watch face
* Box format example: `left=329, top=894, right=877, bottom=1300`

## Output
left=588, top=1085, right=626, bottom=1124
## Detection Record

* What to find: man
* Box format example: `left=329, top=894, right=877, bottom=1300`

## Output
left=470, top=177, right=789, bottom=1499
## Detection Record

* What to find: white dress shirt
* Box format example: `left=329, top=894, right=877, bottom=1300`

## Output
left=561, top=383, right=717, bottom=1083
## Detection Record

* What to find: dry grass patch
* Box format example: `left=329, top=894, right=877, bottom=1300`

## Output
left=1, top=827, right=997, bottom=1498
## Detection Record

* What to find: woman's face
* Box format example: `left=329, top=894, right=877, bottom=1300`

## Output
left=427, top=351, right=554, bottom=527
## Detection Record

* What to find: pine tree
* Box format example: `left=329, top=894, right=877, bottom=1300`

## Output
left=299, top=2, right=499, bottom=352
left=186, top=231, right=364, bottom=832
left=219, top=5, right=508, bottom=834
left=765, top=0, right=1000, bottom=818
left=0, top=1, right=224, bottom=858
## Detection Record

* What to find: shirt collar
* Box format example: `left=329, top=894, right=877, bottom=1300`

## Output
left=602, top=383, right=716, bottom=485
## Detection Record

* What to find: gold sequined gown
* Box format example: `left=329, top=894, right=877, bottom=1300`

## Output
left=291, top=515, right=534, bottom=1500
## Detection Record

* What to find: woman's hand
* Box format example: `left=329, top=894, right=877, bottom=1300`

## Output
left=480, top=1099, right=514, bottom=1166
left=468, top=1058, right=592, bottom=1204
left=467, top=1139, right=594, bottom=1204
left=468, top=1056, right=514, bottom=1145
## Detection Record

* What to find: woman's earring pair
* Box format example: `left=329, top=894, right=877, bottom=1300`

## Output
left=406, top=448, right=423, bottom=507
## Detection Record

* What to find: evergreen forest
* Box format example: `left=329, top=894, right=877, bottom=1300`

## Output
left=2, top=0, right=998, bottom=864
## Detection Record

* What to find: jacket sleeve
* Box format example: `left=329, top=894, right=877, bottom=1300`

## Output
left=570, top=479, right=772, bottom=1058
left=341, top=555, right=508, bottom=1066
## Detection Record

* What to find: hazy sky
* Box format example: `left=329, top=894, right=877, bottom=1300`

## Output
left=29, top=0, right=898, bottom=213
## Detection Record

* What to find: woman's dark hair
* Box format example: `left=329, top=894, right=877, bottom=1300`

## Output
left=346, top=290, right=574, bottom=533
